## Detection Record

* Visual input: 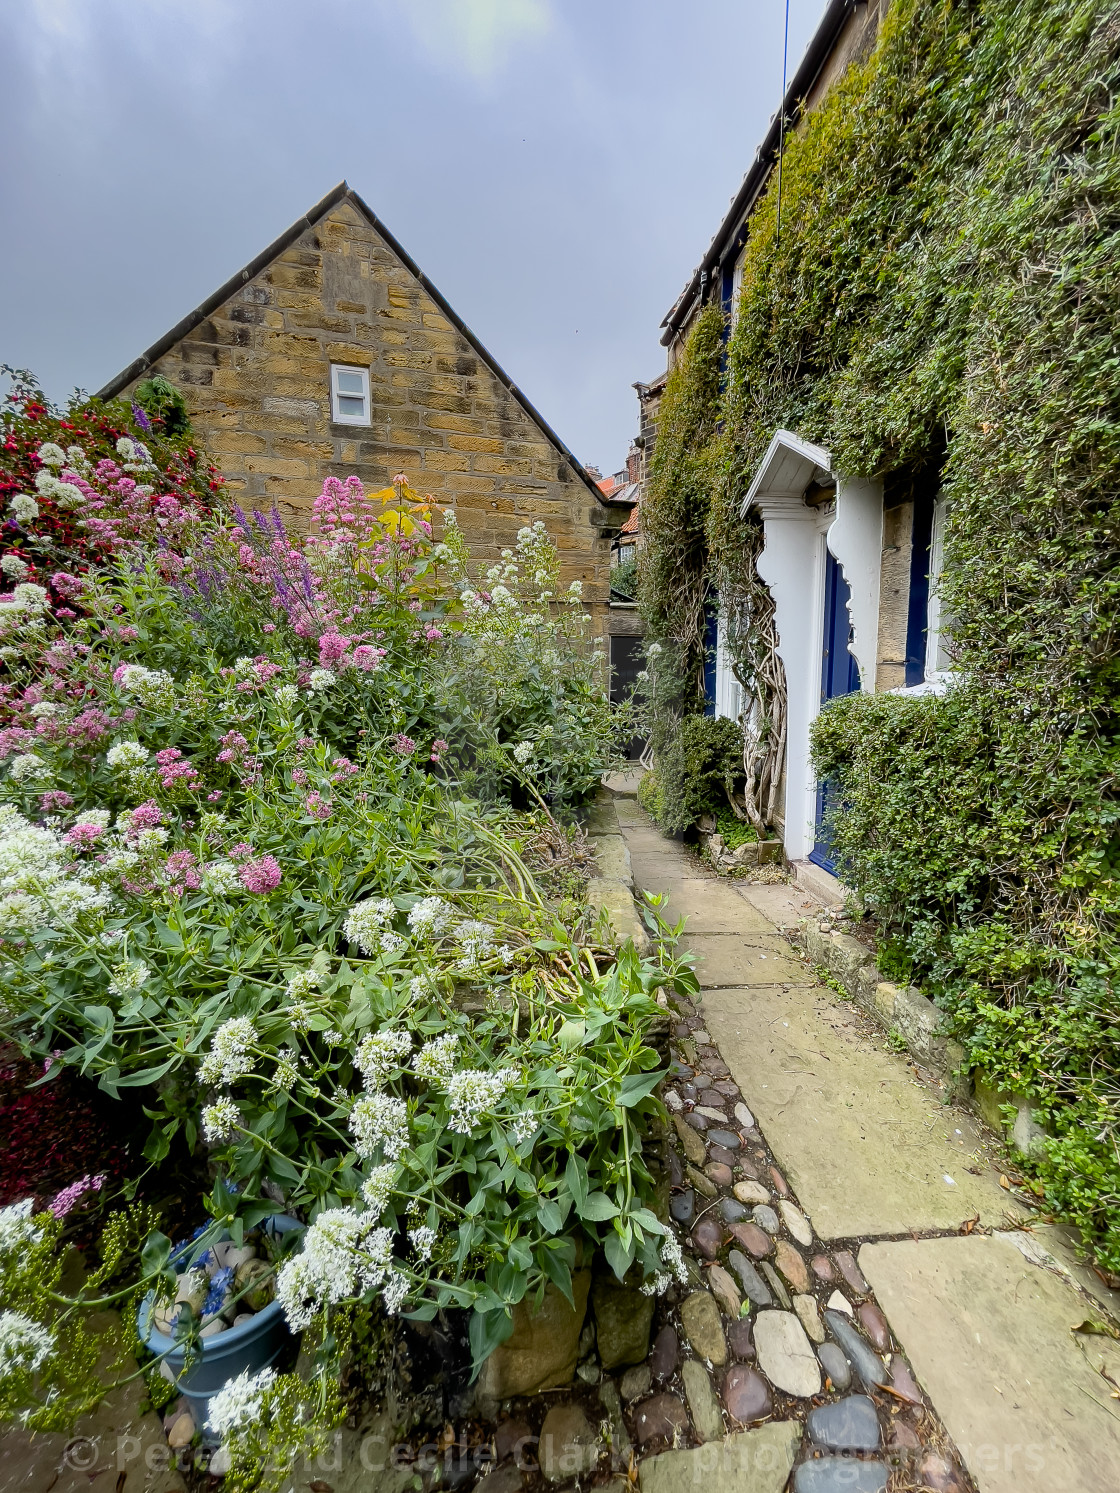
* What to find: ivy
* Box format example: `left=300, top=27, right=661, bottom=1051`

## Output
left=640, top=0, right=1120, bottom=1269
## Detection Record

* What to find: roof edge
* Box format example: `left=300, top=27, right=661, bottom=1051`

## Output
left=97, top=182, right=613, bottom=509
left=660, top=0, right=859, bottom=346
left=96, top=181, right=349, bottom=402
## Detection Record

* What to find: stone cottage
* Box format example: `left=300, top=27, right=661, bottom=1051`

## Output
left=97, top=182, right=632, bottom=631
left=655, top=0, right=947, bottom=892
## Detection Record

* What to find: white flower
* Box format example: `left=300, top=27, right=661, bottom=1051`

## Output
left=408, top=1225, right=436, bottom=1261
left=116, top=437, right=137, bottom=460
left=640, top=1229, right=689, bottom=1297
left=354, top=1030, right=411, bottom=1090
left=412, top=1033, right=460, bottom=1085
left=407, top=896, right=454, bottom=939
left=201, top=1097, right=242, bottom=1144
left=443, top=1067, right=518, bottom=1135
left=343, top=897, right=396, bottom=956
left=0, top=1200, right=41, bottom=1258
left=108, top=960, right=150, bottom=996
left=8, top=754, right=49, bottom=782
left=285, top=967, right=322, bottom=1001
left=379, top=930, right=405, bottom=956
left=0, top=556, right=29, bottom=580
left=199, top=1016, right=257, bottom=1086
left=29, top=702, right=61, bottom=719
left=275, top=684, right=299, bottom=707
left=382, top=1270, right=409, bottom=1315
left=307, top=668, right=335, bottom=692
left=272, top=1047, right=299, bottom=1091
left=568, top=579, right=583, bottom=595
left=512, top=740, right=534, bottom=765
left=37, top=443, right=66, bottom=468
left=200, top=859, right=239, bottom=895
left=276, top=1208, right=395, bottom=1332
left=106, top=741, right=150, bottom=772
left=12, top=583, right=49, bottom=613
left=509, top=1110, right=538, bottom=1145
left=349, top=1091, right=409, bottom=1159
left=206, top=1366, right=277, bottom=1437
left=133, top=828, right=168, bottom=852
left=9, top=495, right=39, bottom=525
left=360, top=1163, right=398, bottom=1214
left=115, top=666, right=175, bottom=709
left=454, top=918, right=496, bottom=971
left=646, top=642, right=663, bottom=658
left=0, top=1311, right=53, bottom=1381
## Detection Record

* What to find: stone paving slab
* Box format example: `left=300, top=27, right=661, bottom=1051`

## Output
left=699, top=982, right=1022, bottom=1237
left=685, top=933, right=812, bottom=987
left=661, top=879, right=778, bottom=937
left=860, top=1234, right=1120, bottom=1493
left=638, top=1419, right=802, bottom=1492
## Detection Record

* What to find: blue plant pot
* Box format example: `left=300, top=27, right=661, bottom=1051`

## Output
left=138, top=1214, right=301, bottom=1441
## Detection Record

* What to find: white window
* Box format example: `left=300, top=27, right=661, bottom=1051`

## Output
left=330, top=364, right=370, bottom=426
left=925, top=496, right=954, bottom=678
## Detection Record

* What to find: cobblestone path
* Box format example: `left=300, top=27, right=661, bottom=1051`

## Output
left=608, top=784, right=1120, bottom=1493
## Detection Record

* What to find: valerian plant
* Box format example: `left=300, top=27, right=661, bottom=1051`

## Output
left=0, top=412, right=690, bottom=1474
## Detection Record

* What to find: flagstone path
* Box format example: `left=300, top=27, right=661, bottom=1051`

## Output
left=610, top=784, right=1120, bottom=1493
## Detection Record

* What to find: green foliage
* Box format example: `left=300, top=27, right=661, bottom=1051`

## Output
left=610, top=554, right=637, bottom=599
left=641, top=714, right=744, bottom=836
left=711, top=806, right=758, bottom=852
left=132, top=376, right=191, bottom=437
left=641, top=0, right=1120, bottom=1267
left=637, top=303, right=725, bottom=703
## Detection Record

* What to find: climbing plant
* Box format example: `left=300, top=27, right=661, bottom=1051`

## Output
left=639, top=0, right=1120, bottom=1270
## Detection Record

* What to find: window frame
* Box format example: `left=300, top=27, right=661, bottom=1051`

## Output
left=329, top=363, right=371, bottom=427
left=924, top=495, right=953, bottom=679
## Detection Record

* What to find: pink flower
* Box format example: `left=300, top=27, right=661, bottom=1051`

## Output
left=291, top=768, right=308, bottom=785
left=238, top=855, right=282, bottom=894
left=262, top=623, right=276, bottom=634
left=49, top=1173, right=106, bottom=1219
left=64, top=821, right=106, bottom=849
left=206, top=790, right=223, bottom=802
left=39, top=790, right=74, bottom=812
left=116, top=626, right=139, bottom=642
left=128, top=800, right=163, bottom=830
left=393, top=734, right=416, bottom=756
left=318, top=631, right=352, bottom=666
left=228, top=841, right=252, bottom=861
left=424, top=626, right=443, bottom=641
left=330, top=757, right=358, bottom=780
left=430, top=738, right=449, bottom=764
left=351, top=645, right=386, bottom=672
left=304, top=792, right=332, bottom=821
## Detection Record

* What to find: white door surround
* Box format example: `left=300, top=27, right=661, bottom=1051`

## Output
left=735, top=429, right=884, bottom=863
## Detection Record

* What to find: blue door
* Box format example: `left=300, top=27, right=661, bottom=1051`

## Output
left=809, top=550, right=860, bottom=873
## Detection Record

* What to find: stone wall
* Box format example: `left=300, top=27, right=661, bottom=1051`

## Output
left=111, top=197, right=621, bottom=629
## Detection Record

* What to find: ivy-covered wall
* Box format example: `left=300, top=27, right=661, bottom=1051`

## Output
left=639, top=0, right=1120, bottom=1270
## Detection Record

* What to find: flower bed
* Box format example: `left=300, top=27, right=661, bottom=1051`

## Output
left=0, top=388, right=688, bottom=1484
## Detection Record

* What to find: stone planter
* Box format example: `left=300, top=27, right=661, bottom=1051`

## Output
left=700, top=830, right=785, bottom=875
left=138, top=1214, right=301, bottom=1440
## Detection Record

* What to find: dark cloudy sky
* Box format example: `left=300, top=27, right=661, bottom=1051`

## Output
left=1, top=0, right=823, bottom=474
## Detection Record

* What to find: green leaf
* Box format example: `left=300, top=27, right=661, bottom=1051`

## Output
left=604, top=1230, right=635, bottom=1281
left=616, top=1070, right=664, bottom=1107
left=537, top=1199, right=563, bottom=1234
left=468, top=1306, right=514, bottom=1377
left=577, top=1191, right=620, bottom=1223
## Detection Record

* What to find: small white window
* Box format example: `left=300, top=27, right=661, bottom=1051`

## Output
left=330, top=364, right=370, bottom=426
